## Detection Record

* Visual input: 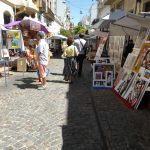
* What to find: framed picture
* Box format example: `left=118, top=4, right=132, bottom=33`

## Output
left=114, top=71, right=136, bottom=97
left=105, top=71, right=113, bottom=87
left=93, top=63, right=115, bottom=88
left=93, top=63, right=115, bottom=79
left=95, top=72, right=102, bottom=80
left=141, top=49, right=150, bottom=70
left=123, top=76, right=149, bottom=109
left=132, top=46, right=150, bottom=72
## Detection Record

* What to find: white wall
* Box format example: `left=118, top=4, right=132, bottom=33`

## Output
left=48, top=21, right=62, bottom=35
left=98, top=5, right=110, bottom=19
left=0, top=1, right=14, bottom=24
left=89, top=2, right=98, bottom=24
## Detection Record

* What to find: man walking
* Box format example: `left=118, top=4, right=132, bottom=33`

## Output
left=74, top=33, right=87, bottom=77
left=36, top=31, right=49, bottom=90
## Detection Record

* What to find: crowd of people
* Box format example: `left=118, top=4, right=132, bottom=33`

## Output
left=34, top=32, right=87, bottom=90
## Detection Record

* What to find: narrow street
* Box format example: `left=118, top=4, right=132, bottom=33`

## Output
left=0, top=58, right=150, bottom=150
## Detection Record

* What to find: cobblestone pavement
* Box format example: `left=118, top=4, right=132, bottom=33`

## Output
left=0, top=58, right=150, bottom=150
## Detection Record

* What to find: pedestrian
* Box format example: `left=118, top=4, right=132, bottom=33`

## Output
left=36, top=31, right=49, bottom=90
left=62, top=37, right=79, bottom=83
left=74, top=33, right=87, bottom=77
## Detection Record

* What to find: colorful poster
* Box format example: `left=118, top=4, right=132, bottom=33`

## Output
left=132, top=45, right=150, bottom=72
left=93, top=63, right=115, bottom=88
left=114, top=71, right=136, bottom=98
left=123, top=75, right=149, bottom=109
left=7, top=31, right=13, bottom=39
left=14, top=31, right=20, bottom=39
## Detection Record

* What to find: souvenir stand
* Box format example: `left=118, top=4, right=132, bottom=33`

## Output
left=112, top=14, right=150, bottom=109
left=4, top=17, right=49, bottom=71
left=0, top=26, right=24, bottom=86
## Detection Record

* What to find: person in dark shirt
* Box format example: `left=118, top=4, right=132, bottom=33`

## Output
left=124, top=39, right=134, bottom=58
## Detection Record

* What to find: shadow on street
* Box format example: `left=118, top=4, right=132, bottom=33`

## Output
left=61, top=61, right=104, bottom=150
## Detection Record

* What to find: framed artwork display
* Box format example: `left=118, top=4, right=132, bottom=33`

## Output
left=93, top=63, right=115, bottom=88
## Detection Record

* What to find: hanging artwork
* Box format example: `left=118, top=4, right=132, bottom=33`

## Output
left=14, top=31, right=20, bottom=39
left=6, top=31, right=21, bottom=49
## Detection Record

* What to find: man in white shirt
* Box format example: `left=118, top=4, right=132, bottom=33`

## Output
left=36, top=31, right=49, bottom=90
left=74, top=33, right=87, bottom=77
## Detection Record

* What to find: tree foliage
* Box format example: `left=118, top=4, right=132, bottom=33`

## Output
left=60, top=28, right=72, bottom=37
left=60, top=25, right=87, bottom=37
left=74, top=25, right=86, bottom=35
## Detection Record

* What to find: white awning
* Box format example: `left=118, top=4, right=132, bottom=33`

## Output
left=109, top=13, right=150, bottom=36
left=91, top=10, right=126, bottom=30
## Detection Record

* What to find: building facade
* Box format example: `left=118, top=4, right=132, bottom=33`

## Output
left=89, top=2, right=98, bottom=25
left=97, top=0, right=110, bottom=19
left=103, top=0, right=150, bottom=14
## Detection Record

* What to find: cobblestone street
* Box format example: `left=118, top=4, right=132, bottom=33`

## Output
left=0, top=58, right=150, bottom=150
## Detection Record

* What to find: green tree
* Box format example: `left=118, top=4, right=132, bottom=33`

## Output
left=74, top=25, right=86, bottom=35
left=60, top=28, right=73, bottom=37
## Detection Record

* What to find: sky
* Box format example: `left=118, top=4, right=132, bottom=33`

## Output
left=65, top=0, right=95, bottom=25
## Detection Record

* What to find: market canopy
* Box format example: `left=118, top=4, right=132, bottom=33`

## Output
left=109, top=13, right=150, bottom=36
left=91, top=10, right=126, bottom=30
left=50, top=35, right=67, bottom=40
left=89, top=30, right=108, bottom=37
left=4, top=21, right=21, bottom=28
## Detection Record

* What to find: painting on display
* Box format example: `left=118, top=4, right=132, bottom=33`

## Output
left=14, top=31, right=20, bottom=39
left=114, top=71, right=136, bottom=98
left=6, top=31, right=21, bottom=49
left=108, top=36, right=125, bottom=72
left=123, top=75, right=149, bottom=109
left=95, top=36, right=108, bottom=61
left=93, top=63, right=115, bottom=88
left=132, top=45, right=150, bottom=72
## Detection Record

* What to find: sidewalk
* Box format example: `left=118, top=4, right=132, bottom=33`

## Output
left=0, top=58, right=149, bottom=150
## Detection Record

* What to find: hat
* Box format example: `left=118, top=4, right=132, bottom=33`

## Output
left=37, top=31, right=45, bottom=38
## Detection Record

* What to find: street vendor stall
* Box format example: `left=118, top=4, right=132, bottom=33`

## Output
left=4, top=17, right=49, bottom=71
left=111, top=13, right=150, bottom=109
left=0, top=25, right=24, bottom=86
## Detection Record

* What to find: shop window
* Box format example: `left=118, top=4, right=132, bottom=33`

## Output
left=4, top=11, right=11, bottom=24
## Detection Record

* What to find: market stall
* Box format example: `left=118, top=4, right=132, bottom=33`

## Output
left=4, top=17, right=49, bottom=71
left=112, top=13, right=150, bottom=109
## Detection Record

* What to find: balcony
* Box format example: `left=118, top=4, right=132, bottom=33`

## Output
left=39, top=0, right=46, bottom=13
left=1, top=0, right=38, bottom=16
left=45, top=6, right=55, bottom=21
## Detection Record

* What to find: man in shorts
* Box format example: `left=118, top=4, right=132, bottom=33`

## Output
left=36, top=31, right=49, bottom=90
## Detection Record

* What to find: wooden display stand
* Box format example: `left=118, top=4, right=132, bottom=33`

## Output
left=17, top=57, right=27, bottom=72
